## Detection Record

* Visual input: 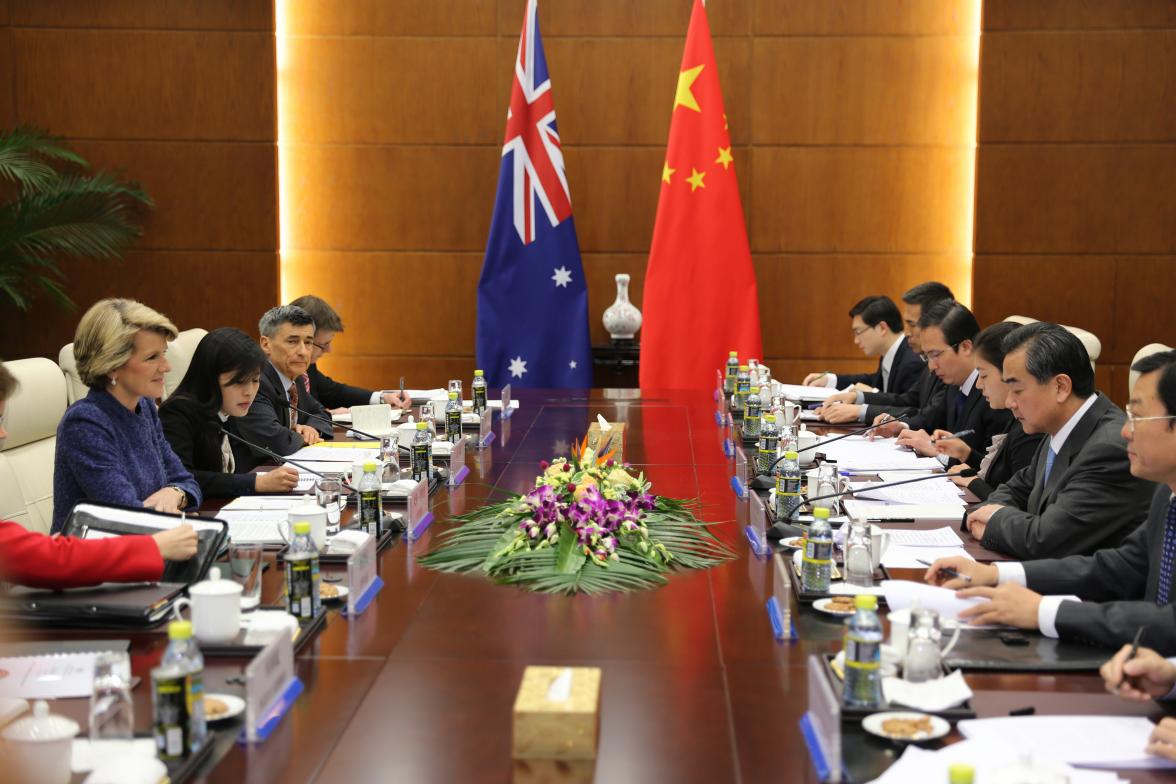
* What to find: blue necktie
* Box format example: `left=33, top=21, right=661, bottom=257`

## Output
left=1155, top=497, right=1176, bottom=605
left=1042, top=447, right=1057, bottom=486
left=954, top=389, right=967, bottom=423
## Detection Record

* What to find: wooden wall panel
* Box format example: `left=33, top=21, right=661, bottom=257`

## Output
left=754, top=0, right=977, bottom=35
left=285, top=0, right=496, bottom=37
left=13, top=29, right=275, bottom=141
left=498, top=0, right=747, bottom=37
left=0, top=7, right=278, bottom=361
left=973, top=9, right=1176, bottom=407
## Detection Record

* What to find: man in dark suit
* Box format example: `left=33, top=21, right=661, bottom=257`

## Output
left=925, top=349, right=1176, bottom=655
left=822, top=281, right=954, bottom=431
left=290, top=295, right=411, bottom=412
left=236, top=305, right=332, bottom=457
left=964, top=323, right=1155, bottom=559
left=891, top=301, right=1013, bottom=470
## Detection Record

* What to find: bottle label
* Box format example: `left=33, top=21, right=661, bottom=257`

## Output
left=286, top=559, right=314, bottom=619
left=152, top=672, right=190, bottom=760
left=446, top=410, right=462, bottom=442
left=412, top=442, right=430, bottom=481
left=473, top=386, right=487, bottom=413
left=845, top=638, right=881, bottom=669
left=359, top=489, right=380, bottom=533
left=803, top=538, right=832, bottom=565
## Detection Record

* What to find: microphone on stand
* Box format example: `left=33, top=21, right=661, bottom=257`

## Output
left=221, top=428, right=356, bottom=493
left=767, top=467, right=976, bottom=539
left=749, top=412, right=912, bottom=489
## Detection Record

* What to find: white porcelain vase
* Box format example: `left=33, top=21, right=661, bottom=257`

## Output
left=602, top=273, right=642, bottom=341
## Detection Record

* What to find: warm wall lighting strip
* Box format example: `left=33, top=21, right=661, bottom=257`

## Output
left=275, top=0, right=292, bottom=303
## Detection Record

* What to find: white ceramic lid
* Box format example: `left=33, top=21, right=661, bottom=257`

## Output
left=1, top=700, right=78, bottom=742
left=189, top=566, right=242, bottom=596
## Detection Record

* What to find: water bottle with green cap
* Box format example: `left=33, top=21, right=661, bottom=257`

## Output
left=411, top=420, right=432, bottom=482
left=744, top=386, right=762, bottom=438
left=285, top=520, right=320, bottom=620
left=801, top=506, right=832, bottom=592
left=724, top=350, right=739, bottom=395
left=472, top=369, right=487, bottom=414
left=843, top=594, right=884, bottom=709
left=357, top=460, right=382, bottom=537
left=445, top=390, right=462, bottom=443
left=152, top=619, right=206, bottom=760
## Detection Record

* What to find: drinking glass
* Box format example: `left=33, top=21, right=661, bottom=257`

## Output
left=229, top=541, right=264, bottom=611
left=89, top=651, right=133, bottom=740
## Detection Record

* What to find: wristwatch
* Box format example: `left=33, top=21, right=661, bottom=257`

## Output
left=171, top=486, right=188, bottom=509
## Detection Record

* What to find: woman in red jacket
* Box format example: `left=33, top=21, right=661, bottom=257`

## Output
left=0, top=361, right=197, bottom=589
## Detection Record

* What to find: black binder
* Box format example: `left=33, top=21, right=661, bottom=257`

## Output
left=0, top=582, right=186, bottom=628
left=944, top=628, right=1116, bottom=671
left=62, top=502, right=228, bottom=585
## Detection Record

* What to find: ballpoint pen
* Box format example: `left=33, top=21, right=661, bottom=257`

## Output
left=932, top=428, right=975, bottom=442
left=917, top=558, right=972, bottom=583
left=1118, top=626, right=1146, bottom=688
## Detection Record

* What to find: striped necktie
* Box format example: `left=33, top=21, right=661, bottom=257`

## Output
left=288, top=381, right=299, bottom=431
left=1155, top=497, right=1176, bottom=605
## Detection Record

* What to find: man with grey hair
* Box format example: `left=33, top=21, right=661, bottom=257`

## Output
left=236, top=305, right=331, bottom=456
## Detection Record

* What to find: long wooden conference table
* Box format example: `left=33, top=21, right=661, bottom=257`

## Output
left=8, top=389, right=1172, bottom=782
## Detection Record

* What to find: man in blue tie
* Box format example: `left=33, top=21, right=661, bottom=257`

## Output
left=923, top=349, right=1176, bottom=656
left=963, top=322, right=1155, bottom=558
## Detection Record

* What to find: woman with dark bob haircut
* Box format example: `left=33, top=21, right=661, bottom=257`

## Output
left=160, top=327, right=299, bottom=498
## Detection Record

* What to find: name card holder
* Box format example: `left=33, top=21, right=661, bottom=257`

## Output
left=714, top=369, right=723, bottom=405
left=404, top=478, right=434, bottom=542
left=240, top=631, right=303, bottom=744
left=731, top=446, right=749, bottom=499
left=744, top=491, right=768, bottom=557
left=500, top=384, right=513, bottom=420
left=800, top=654, right=843, bottom=782
left=766, top=553, right=796, bottom=641
left=475, top=409, right=494, bottom=448
left=448, top=436, right=469, bottom=487
left=343, top=532, right=382, bottom=617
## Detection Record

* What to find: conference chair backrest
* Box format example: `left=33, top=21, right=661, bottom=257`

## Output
left=57, top=342, right=89, bottom=405
left=163, top=328, right=208, bottom=401
left=1003, top=315, right=1101, bottom=372
left=1130, top=343, right=1175, bottom=394
left=0, top=357, right=67, bottom=533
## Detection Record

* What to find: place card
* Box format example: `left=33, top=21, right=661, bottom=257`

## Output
left=344, top=532, right=382, bottom=617
left=448, top=436, right=469, bottom=487
left=732, top=447, right=749, bottom=498
left=766, top=552, right=796, bottom=641
left=404, top=477, right=433, bottom=541
left=240, top=630, right=303, bottom=744
left=501, top=384, right=513, bottom=420
left=800, top=654, right=843, bottom=782
left=476, top=409, right=493, bottom=448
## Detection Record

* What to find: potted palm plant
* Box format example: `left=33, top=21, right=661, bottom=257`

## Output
left=0, top=127, right=152, bottom=310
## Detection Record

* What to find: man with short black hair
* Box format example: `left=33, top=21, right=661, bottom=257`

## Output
left=964, top=323, right=1155, bottom=558
left=236, top=305, right=331, bottom=456
left=802, top=295, right=922, bottom=397
left=289, top=295, right=411, bottom=411
left=925, top=350, right=1176, bottom=655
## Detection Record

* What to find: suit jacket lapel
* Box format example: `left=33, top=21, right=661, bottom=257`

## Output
left=1034, top=395, right=1109, bottom=513
left=961, top=386, right=983, bottom=429
left=1026, top=436, right=1051, bottom=512
left=263, top=363, right=290, bottom=429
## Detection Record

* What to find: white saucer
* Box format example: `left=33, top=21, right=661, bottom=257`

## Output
left=203, top=693, right=246, bottom=723
left=862, top=711, right=950, bottom=742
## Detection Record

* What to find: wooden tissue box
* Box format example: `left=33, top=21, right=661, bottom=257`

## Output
left=512, top=666, right=601, bottom=760
left=585, top=423, right=625, bottom=463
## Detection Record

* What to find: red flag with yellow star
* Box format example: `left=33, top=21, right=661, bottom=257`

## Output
left=639, top=0, right=762, bottom=390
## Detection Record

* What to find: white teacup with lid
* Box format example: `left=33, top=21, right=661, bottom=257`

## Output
left=174, top=566, right=242, bottom=644
left=2, top=699, right=79, bottom=784
left=285, top=497, right=328, bottom=550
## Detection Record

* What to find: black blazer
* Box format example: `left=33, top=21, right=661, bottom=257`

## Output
left=863, top=365, right=946, bottom=426
left=235, top=363, right=332, bottom=457
left=307, top=363, right=375, bottom=409
left=966, top=419, right=1045, bottom=501
left=1024, top=485, right=1176, bottom=655
left=159, top=394, right=262, bottom=498
left=982, top=393, right=1158, bottom=559
left=837, top=336, right=923, bottom=396
left=904, top=377, right=1013, bottom=470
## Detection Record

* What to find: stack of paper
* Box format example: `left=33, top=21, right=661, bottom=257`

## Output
left=0, top=652, right=101, bottom=699
left=815, top=435, right=943, bottom=472
left=849, top=478, right=965, bottom=507
left=880, top=580, right=991, bottom=625
left=289, top=445, right=380, bottom=462
left=774, top=383, right=840, bottom=402
left=843, top=500, right=968, bottom=521
left=879, top=526, right=973, bottom=569
left=958, top=716, right=1176, bottom=770
left=868, top=739, right=1133, bottom=784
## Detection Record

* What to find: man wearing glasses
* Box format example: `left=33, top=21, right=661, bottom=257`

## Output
left=959, top=323, right=1154, bottom=558
left=924, top=349, right=1176, bottom=656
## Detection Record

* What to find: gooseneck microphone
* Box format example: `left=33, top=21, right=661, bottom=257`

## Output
left=767, top=468, right=977, bottom=539
left=221, top=428, right=356, bottom=492
left=293, top=405, right=386, bottom=442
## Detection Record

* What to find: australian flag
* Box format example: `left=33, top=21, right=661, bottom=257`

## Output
left=476, top=0, right=592, bottom=389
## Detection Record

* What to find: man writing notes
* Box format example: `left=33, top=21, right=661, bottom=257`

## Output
left=925, top=350, right=1176, bottom=655
left=236, top=305, right=331, bottom=456
left=288, top=295, right=411, bottom=412
left=817, top=281, right=953, bottom=427
left=890, top=301, right=1012, bottom=470
left=800, top=295, right=922, bottom=396
left=964, top=323, right=1155, bottom=558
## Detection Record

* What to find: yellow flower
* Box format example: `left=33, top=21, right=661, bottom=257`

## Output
left=572, top=475, right=598, bottom=501
left=605, top=467, right=638, bottom=489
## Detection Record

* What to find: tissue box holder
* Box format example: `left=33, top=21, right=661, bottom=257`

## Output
left=512, top=666, right=601, bottom=760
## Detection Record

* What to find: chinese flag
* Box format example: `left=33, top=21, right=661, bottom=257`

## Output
left=639, top=0, right=762, bottom=390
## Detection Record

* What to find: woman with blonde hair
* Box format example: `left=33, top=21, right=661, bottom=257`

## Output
left=52, top=298, right=201, bottom=533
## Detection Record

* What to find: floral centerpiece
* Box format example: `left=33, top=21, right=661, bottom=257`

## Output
left=419, top=438, right=734, bottom=594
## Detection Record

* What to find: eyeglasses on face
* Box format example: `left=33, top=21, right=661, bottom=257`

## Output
left=920, top=342, right=960, bottom=363
left=1125, top=406, right=1176, bottom=434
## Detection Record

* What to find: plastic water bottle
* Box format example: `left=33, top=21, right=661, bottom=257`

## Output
left=744, top=386, right=762, bottom=438
left=735, top=365, right=751, bottom=416
left=357, top=460, right=381, bottom=537
left=90, top=651, right=133, bottom=740
left=472, top=369, right=488, bottom=414
left=774, top=450, right=802, bottom=521
left=152, top=620, right=206, bottom=760
left=411, top=420, right=432, bottom=482
left=843, top=594, right=884, bottom=709
left=757, top=414, right=779, bottom=475
left=801, top=507, right=833, bottom=593
left=285, top=520, right=321, bottom=621
left=724, top=350, right=739, bottom=395
left=445, top=390, right=462, bottom=443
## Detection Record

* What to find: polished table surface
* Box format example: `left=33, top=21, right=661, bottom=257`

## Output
left=10, top=389, right=1173, bottom=783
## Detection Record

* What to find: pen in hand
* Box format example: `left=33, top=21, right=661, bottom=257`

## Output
left=1118, top=626, right=1146, bottom=688
left=932, top=428, right=975, bottom=443
left=918, top=558, right=972, bottom=584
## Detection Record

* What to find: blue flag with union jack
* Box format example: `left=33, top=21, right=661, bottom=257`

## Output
left=476, top=0, right=592, bottom=389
